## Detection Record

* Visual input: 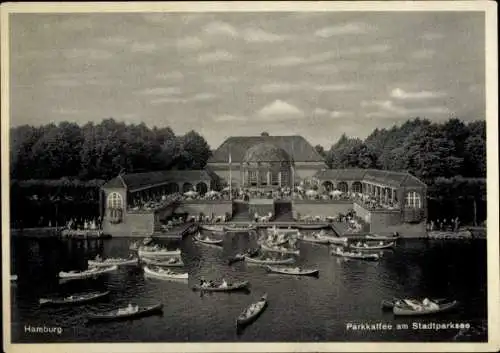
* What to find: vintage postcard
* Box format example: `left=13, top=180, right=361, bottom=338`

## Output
left=2, top=1, right=499, bottom=352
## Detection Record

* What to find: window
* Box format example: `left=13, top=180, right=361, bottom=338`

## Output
left=107, top=192, right=123, bottom=209
left=260, top=171, right=268, bottom=186
left=405, top=191, right=421, bottom=208
left=249, top=170, right=257, bottom=186
left=271, top=171, right=280, bottom=186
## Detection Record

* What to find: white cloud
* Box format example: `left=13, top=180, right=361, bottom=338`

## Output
left=344, top=44, right=391, bottom=55
left=203, top=21, right=238, bottom=37
left=242, top=28, right=286, bottom=42
left=313, top=108, right=352, bottom=118
left=257, top=82, right=301, bottom=93
left=362, top=99, right=450, bottom=116
left=176, top=36, right=204, bottom=50
left=213, top=114, right=246, bottom=122
left=411, top=49, right=435, bottom=60
left=198, top=50, right=234, bottom=63
left=256, top=100, right=304, bottom=120
left=98, top=36, right=129, bottom=46
left=315, top=22, right=369, bottom=38
left=156, top=71, right=184, bottom=80
left=130, top=42, right=159, bottom=53
left=62, top=48, right=112, bottom=60
left=139, top=87, right=181, bottom=96
left=391, top=88, right=446, bottom=100
left=191, top=93, right=217, bottom=101
left=422, top=32, right=444, bottom=41
left=311, top=83, right=361, bottom=92
left=262, top=56, right=305, bottom=67
left=150, top=97, right=186, bottom=105
left=46, top=79, right=82, bottom=87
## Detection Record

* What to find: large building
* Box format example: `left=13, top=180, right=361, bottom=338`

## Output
left=206, top=133, right=327, bottom=188
left=100, top=133, right=428, bottom=237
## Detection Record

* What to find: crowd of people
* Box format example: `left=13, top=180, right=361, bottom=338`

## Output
left=65, top=217, right=103, bottom=231
left=427, top=217, right=461, bottom=232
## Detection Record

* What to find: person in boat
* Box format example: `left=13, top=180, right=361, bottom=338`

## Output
left=220, top=279, right=228, bottom=288
left=422, top=298, right=439, bottom=310
left=95, top=254, right=102, bottom=261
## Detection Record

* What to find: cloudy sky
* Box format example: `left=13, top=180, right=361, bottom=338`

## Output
left=10, top=11, right=485, bottom=148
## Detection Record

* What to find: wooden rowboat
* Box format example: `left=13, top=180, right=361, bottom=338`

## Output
left=59, top=265, right=118, bottom=280
left=260, top=243, right=299, bottom=255
left=244, top=256, right=295, bottom=265
left=138, top=247, right=181, bottom=258
left=393, top=300, right=459, bottom=316
left=296, top=223, right=328, bottom=230
left=87, top=303, right=163, bottom=322
left=236, top=294, right=268, bottom=328
left=350, top=241, right=395, bottom=251
left=141, top=257, right=184, bottom=267
left=365, top=233, right=399, bottom=241
left=330, top=247, right=379, bottom=261
left=39, top=291, right=110, bottom=306
left=381, top=298, right=447, bottom=311
left=194, top=233, right=223, bottom=246
left=192, top=280, right=249, bottom=292
left=298, top=235, right=330, bottom=244
left=88, top=257, right=138, bottom=267
left=266, top=266, right=319, bottom=277
left=143, top=266, right=188, bottom=281
left=224, top=225, right=257, bottom=232
left=200, top=225, right=225, bottom=232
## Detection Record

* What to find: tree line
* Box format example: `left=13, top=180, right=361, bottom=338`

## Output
left=314, top=118, right=486, bottom=184
left=10, top=118, right=212, bottom=181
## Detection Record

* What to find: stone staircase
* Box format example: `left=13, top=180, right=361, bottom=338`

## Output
left=231, top=201, right=251, bottom=221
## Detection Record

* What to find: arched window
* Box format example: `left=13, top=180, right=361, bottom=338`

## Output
left=352, top=181, right=363, bottom=193
left=107, top=192, right=123, bottom=209
left=405, top=191, right=421, bottom=208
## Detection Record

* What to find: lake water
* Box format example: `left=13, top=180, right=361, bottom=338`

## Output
left=9, top=230, right=488, bottom=343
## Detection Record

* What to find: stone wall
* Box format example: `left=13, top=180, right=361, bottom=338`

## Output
left=102, top=211, right=155, bottom=236
left=353, top=202, right=371, bottom=223
left=293, top=201, right=353, bottom=218
left=176, top=201, right=233, bottom=218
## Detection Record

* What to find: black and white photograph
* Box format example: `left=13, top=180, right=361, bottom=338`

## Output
left=2, top=2, right=498, bottom=352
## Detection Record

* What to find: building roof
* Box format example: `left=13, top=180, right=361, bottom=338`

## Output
left=243, top=143, right=290, bottom=163
left=314, top=168, right=426, bottom=188
left=102, top=170, right=213, bottom=192
left=208, top=135, right=325, bottom=163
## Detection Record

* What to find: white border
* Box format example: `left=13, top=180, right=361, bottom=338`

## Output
left=2, top=2, right=498, bottom=352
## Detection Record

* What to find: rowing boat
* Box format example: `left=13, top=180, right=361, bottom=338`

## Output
left=194, top=233, right=223, bottom=245
left=298, top=235, right=330, bottom=244
left=266, top=266, right=319, bottom=276
left=192, top=280, right=249, bottom=292
left=330, top=247, right=379, bottom=261
left=327, top=237, right=349, bottom=245
left=236, top=294, right=268, bottom=328
left=365, top=233, right=399, bottom=241
left=224, top=225, right=257, bottom=232
left=296, top=223, right=328, bottom=230
left=138, top=247, right=181, bottom=258
left=87, top=303, right=163, bottom=322
left=39, top=291, right=110, bottom=306
left=88, top=257, right=138, bottom=267
left=244, top=256, right=295, bottom=265
left=350, top=241, right=395, bottom=251
left=393, top=300, right=459, bottom=316
left=59, top=265, right=118, bottom=280
left=427, top=230, right=472, bottom=239
left=260, top=242, right=299, bottom=255
left=200, top=224, right=225, bottom=232
left=266, top=227, right=299, bottom=235
left=141, top=256, right=184, bottom=267
left=381, top=298, right=446, bottom=311
left=143, top=266, right=188, bottom=281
